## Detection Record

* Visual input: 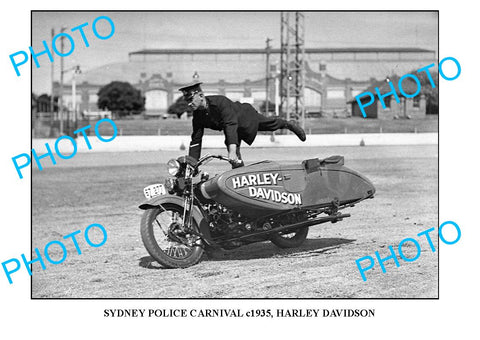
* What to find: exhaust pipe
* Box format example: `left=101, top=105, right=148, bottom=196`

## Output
left=218, top=213, right=351, bottom=243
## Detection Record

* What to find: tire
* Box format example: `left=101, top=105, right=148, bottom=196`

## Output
left=140, top=203, right=204, bottom=268
left=270, top=227, right=309, bottom=248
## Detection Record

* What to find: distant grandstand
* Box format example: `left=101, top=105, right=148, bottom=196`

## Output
left=53, top=47, right=436, bottom=118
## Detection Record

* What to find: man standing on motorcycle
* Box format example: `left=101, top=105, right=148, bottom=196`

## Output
left=179, top=81, right=306, bottom=168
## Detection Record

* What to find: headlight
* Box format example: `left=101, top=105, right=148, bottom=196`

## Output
left=167, top=159, right=181, bottom=176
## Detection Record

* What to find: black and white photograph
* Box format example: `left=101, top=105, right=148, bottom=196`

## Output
left=29, top=11, right=438, bottom=298
left=2, top=1, right=479, bottom=338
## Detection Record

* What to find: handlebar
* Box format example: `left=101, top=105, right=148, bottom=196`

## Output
left=197, top=154, right=229, bottom=166
left=197, top=154, right=243, bottom=168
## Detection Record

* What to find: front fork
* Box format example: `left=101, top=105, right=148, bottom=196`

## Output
left=181, top=166, right=195, bottom=232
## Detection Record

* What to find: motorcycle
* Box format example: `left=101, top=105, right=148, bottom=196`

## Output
left=138, top=154, right=375, bottom=268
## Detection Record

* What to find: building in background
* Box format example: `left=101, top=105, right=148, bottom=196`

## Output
left=53, top=47, right=436, bottom=118
left=350, top=75, right=428, bottom=119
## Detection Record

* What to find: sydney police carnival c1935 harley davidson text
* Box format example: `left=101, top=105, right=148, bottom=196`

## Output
left=138, top=153, right=375, bottom=268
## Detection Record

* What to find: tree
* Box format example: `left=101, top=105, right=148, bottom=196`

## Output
left=32, top=93, right=59, bottom=113
left=167, top=96, right=192, bottom=118
left=410, top=69, right=439, bottom=115
left=32, top=93, right=37, bottom=112
left=418, top=70, right=439, bottom=115
left=97, top=81, right=145, bottom=117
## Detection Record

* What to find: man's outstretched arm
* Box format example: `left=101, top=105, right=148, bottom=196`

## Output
left=189, top=117, right=204, bottom=160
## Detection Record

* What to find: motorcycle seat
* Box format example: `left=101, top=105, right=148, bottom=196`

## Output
left=320, top=155, right=344, bottom=165
left=302, top=155, right=344, bottom=173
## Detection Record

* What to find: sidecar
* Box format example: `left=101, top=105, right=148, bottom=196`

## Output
left=199, top=155, right=375, bottom=219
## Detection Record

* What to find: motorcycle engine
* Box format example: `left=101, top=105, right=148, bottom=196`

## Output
left=206, top=203, right=252, bottom=235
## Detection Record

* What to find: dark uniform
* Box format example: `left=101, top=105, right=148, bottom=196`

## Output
left=188, top=95, right=291, bottom=160
left=178, top=81, right=305, bottom=162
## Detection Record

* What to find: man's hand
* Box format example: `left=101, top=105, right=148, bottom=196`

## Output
left=228, top=144, right=238, bottom=162
left=231, top=159, right=244, bottom=169
left=228, top=144, right=244, bottom=168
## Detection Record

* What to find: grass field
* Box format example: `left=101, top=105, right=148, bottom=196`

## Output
left=32, top=145, right=438, bottom=298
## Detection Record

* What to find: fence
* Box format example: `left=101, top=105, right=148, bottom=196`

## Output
left=32, top=115, right=439, bottom=138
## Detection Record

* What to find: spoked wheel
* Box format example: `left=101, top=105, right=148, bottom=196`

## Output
left=270, top=227, right=309, bottom=248
left=140, top=203, right=204, bottom=268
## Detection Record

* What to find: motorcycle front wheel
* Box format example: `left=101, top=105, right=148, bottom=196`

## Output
left=270, top=227, right=309, bottom=248
left=140, top=203, right=204, bottom=268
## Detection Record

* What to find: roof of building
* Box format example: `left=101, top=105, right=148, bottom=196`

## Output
left=129, top=47, right=434, bottom=56
left=69, top=46, right=436, bottom=89
left=367, top=75, right=423, bottom=95
left=347, top=75, right=426, bottom=103
left=73, top=59, right=436, bottom=88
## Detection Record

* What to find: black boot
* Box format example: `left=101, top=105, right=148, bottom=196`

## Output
left=286, top=120, right=306, bottom=141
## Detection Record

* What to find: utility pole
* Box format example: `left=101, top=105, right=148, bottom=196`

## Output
left=279, top=12, right=285, bottom=119
left=50, top=28, right=55, bottom=136
left=72, top=65, right=81, bottom=134
left=59, top=26, right=66, bottom=135
left=295, top=12, right=306, bottom=129
left=274, top=65, right=280, bottom=116
left=265, top=37, right=272, bottom=115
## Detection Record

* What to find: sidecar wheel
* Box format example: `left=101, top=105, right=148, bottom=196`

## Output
left=140, top=204, right=204, bottom=268
left=270, top=227, right=309, bottom=248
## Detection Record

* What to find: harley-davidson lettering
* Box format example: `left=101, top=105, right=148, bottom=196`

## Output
left=248, top=187, right=302, bottom=205
left=231, top=173, right=280, bottom=189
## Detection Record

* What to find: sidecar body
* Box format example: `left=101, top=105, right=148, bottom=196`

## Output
left=200, top=156, right=375, bottom=218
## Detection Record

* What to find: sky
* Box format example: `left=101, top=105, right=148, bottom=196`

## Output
left=30, top=11, right=438, bottom=94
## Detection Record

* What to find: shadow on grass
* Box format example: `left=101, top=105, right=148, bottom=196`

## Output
left=139, top=237, right=355, bottom=270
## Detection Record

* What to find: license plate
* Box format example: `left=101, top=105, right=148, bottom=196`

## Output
left=143, top=183, right=166, bottom=199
